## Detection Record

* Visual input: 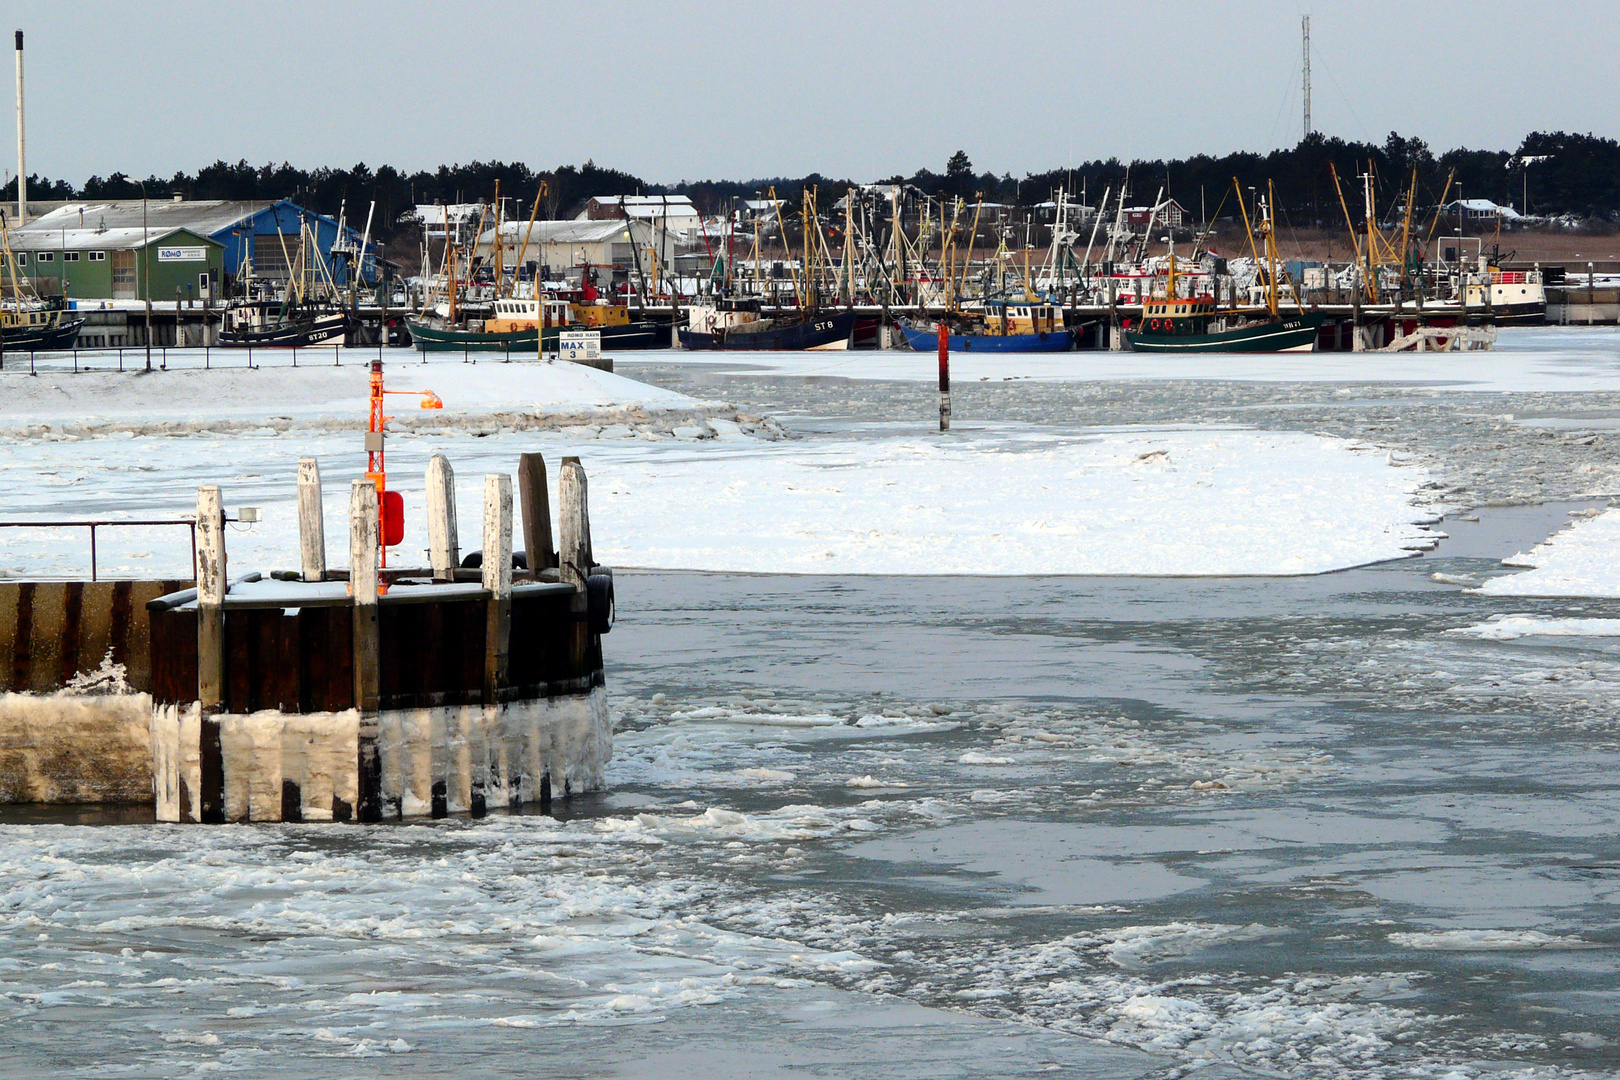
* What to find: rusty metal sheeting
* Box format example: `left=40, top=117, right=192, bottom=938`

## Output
left=0, top=580, right=186, bottom=694
left=149, top=590, right=599, bottom=714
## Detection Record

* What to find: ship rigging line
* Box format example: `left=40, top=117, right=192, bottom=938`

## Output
left=1310, top=45, right=1371, bottom=144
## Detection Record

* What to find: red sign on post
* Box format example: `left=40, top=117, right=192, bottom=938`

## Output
left=381, top=490, right=405, bottom=547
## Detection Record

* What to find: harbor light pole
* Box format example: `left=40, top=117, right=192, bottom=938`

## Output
left=137, top=179, right=151, bottom=371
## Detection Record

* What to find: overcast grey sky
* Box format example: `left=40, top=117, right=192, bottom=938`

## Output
left=9, top=1, right=1618, bottom=186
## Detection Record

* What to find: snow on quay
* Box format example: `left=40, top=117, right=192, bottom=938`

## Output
left=0, top=352, right=754, bottom=437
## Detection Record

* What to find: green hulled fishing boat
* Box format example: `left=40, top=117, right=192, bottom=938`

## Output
left=408, top=296, right=670, bottom=352
left=406, top=320, right=556, bottom=352
left=1127, top=179, right=1323, bottom=354
left=1126, top=299, right=1324, bottom=353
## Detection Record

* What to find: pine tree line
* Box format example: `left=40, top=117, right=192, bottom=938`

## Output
left=3, top=131, right=1616, bottom=247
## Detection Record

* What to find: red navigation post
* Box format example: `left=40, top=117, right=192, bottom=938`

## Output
left=937, top=322, right=951, bottom=432
left=364, top=359, right=443, bottom=576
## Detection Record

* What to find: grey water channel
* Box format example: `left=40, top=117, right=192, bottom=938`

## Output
left=597, top=502, right=1620, bottom=1079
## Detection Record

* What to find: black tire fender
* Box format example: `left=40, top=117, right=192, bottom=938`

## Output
left=587, top=572, right=615, bottom=635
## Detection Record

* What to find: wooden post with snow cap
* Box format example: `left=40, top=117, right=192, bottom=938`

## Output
left=482, top=474, right=513, bottom=703
left=936, top=322, right=951, bottom=432
left=426, top=453, right=459, bottom=582
left=349, top=479, right=381, bottom=821
left=517, top=452, right=556, bottom=572
left=195, top=484, right=227, bottom=823
left=558, top=456, right=592, bottom=679
left=297, top=457, right=326, bottom=582
left=478, top=474, right=514, bottom=819
left=558, top=457, right=592, bottom=588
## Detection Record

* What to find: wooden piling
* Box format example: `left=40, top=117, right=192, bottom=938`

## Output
left=426, top=453, right=459, bottom=582
left=558, top=458, right=591, bottom=675
left=1107, top=274, right=1122, bottom=350
left=349, top=479, right=382, bottom=822
left=196, top=485, right=227, bottom=823
left=482, top=474, right=513, bottom=704
left=558, top=458, right=592, bottom=588
left=196, top=486, right=227, bottom=709
left=936, top=324, right=951, bottom=433
left=517, top=452, right=556, bottom=572
left=297, top=457, right=326, bottom=582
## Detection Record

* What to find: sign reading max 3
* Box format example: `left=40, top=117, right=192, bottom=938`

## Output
left=157, top=246, right=207, bottom=261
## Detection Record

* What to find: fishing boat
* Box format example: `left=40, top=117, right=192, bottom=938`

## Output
left=219, top=216, right=355, bottom=347
left=0, top=218, right=83, bottom=350
left=899, top=299, right=1074, bottom=353
left=1458, top=246, right=1546, bottom=326
left=1126, top=298, right=1324, bottom=353
left=679, top=298, right=855, bottom=350
left=1, top=296, right=83, bottom=350
left=409, top=296, right=561, bottom=353
left=1127, top=182, right=1323, bottom=354
left=220, top=301, right=352, bottom=346
left=408, top=296, right=669, bottom=353
left=564, top=269, right=674, bottom=349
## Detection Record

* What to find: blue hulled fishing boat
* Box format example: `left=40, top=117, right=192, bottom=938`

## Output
left=899, top=300, right=1074, bottom=352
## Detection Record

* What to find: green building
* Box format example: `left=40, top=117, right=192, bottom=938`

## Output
left=7, top=225, right=224, bottom=303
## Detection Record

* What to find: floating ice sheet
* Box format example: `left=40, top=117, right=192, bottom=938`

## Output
left=1482, top=507, right=1620, bottom=597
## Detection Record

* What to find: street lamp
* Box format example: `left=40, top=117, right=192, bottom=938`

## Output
left=135, top=179, right=150, bottom=370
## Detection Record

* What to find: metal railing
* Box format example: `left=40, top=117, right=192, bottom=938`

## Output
left=0, top=519, right=198, bottom=581
left=0, top=342, right=396, bottom=375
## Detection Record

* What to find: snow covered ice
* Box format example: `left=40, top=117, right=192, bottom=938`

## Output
left=5, top=332, right=1620, bottom=1078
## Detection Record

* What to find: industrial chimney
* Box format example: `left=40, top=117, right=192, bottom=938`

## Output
left=14, top=30, right=23, bottom=225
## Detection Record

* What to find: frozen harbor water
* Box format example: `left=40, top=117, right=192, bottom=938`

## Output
left=3, top=329, right=1620, bottom=1077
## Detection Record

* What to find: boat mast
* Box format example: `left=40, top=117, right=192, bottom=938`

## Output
left=890, top=186, right=903, bottom=307
left=1078, top=184, right=1109, bottom=290
left=750, top=196, right=761, bottom=300
left=1265, top=182, right=1279, bottom=318
left=491, top=180, right=504, bottom=297
left=351, top=200, right=375, bottom=307
left=1361, top=167, right=1381, bottom=303
left=768, top=186, right=801, bottom=311
left=959, top=197, right=982, bottom=304
left=0, top=210, right=24, bottom=306
left=725, top=196, right=735, bottom=294
left=1105, top=175, right=1130, bottom=265
left=841, top=189, right=855, bottom=305
left=1166, top=228, right=1177, bottom=302
left=801, top=187, right=814, bottom=310
left=1232, top=178, right=1266, bottom=316
left=1398, top=170, right=1420, bottom=296
left=511, top=183, right=544, bottom=299
left=1133, top=186, right=1164, bottom=265
left=617, top=197, right=650, bottom=311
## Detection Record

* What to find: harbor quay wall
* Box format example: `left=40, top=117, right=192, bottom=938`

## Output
left=0, top=580, right=185, bottom=695
left=1548, top=286, right=1620, bottom=325
left=0, top=690, right=153, bottom=803
left=151, top=690, right=611, bottom=823
left=0, top=583, right=611, bottom=813
left=0, top=579, right=185, bottom=803
left=145, top=577, right=609, bottom=823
